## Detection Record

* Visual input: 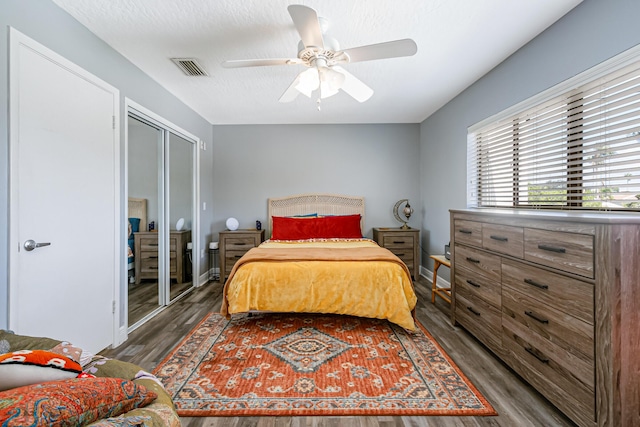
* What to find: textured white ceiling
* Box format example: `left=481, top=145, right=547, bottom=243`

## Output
left=52, top=0, right=582, bottom=125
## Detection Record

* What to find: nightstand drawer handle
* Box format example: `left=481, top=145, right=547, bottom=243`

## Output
left=392, top=240, right=406, bottom=244
left=538, top=244, right=566, bottom=253
left=466, top=280, right=481, bottom=288
left=490, top=235, right=508, bottom=242
left=148, top=256, right=158, bottom=259
left=525, top=347, right=549, bottom=364
left=467, top=306, right=481, bottom=316
left=525, top=311, right=549, bottom=324
left=466, top=257, right=480, bottom=264
left=149, top=243, right=158, bottom=246
left=233, top=242, right=246, bottom=246
left=459, top=229, right=472, bottom=234
left=234, top=255, right=242, bottom=258
left=395, top=253, right=405, bottom=257
left=524, top=278, right=548, bottom=290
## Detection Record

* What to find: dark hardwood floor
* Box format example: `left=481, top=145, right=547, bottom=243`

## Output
left=100, top=278, right=577, bottom=427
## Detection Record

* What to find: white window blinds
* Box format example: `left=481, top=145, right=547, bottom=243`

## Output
left=468, top=50, right=640, bottom=211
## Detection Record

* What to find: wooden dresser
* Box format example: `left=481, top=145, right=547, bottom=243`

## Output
left=134, top=230, right=191, bottom=284
left=450, top=209, right=639, bottom=427
left=219, top=229, right=265, bottom=282
left=373, top=227, right=420, bottom=279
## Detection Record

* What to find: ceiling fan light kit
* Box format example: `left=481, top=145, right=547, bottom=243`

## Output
left=222, top=4, right=417, bottom=108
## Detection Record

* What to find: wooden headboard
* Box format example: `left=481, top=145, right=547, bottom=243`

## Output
left=267, top=193, right=365, bottom=236
left=128, top=197, right=147, bottom=232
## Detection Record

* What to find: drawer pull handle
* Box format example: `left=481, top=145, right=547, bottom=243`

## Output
left=525, top=347, right=549, bottom=364
left=149, top=243, right=158, bottom=246
left=148, top=256, right=158, bottom=259
left=538, top=244, right=566, bottom=253
left=149, top=266, right=158, bottom=270
left=466, top=257, right=480, bottom=263
left=490, top=235, right=508, bottom=242
left=392, top=240, right=406, bottom=244
left=467, top=306, right=481, bottom=316
left=525, top=311, right=549, bottom=324
left=396, top=253, right=405, bottom=257
left=524, top=278, right=549, bottom=290
left=466, top=280, right=481, bottom=288
left=234, top=255, right=242, bottom=258
left=233, top=243, right=245, bottom=246
left=459, top=229, right=472, bottom=234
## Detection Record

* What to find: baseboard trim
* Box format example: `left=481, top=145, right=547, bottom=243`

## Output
left=419, top=264, right=451, bottom=289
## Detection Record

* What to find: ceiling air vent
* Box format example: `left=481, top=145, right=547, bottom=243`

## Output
left=171, top=58, right=208, bottom=76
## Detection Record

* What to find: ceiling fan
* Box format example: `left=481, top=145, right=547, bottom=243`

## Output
left=222, top=4, right=418, bottom=107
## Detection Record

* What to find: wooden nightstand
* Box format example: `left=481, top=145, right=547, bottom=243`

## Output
left=219, top=229, right=265, bottom=281
left=373, top=227, right=420, bottom=279
left=134, top=230, right=191, bottom=284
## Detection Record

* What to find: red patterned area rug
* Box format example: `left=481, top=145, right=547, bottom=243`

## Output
left=153, top=312, right=496, bottom=417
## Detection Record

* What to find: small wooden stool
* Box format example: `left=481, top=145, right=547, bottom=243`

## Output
left=430, top=254, right=451, bottom=304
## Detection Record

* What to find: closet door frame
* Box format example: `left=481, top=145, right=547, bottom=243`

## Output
left=123, top=98, right=200, bottom=339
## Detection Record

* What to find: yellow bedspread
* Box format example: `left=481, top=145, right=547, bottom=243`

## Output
left=220, top=239, right=417, bottom=330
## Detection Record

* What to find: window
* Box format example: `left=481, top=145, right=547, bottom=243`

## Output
left=468, top=48, right=640, bottom=211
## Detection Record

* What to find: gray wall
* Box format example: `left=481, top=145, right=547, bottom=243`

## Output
left=211, top=124, right=421, bottom=240
left=419, top=0, right=640, bottom=281
left=0, top=0, right=214, bottom=329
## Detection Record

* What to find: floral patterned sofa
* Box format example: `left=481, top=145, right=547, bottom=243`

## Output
left=0, top=330, right=179, bottom=427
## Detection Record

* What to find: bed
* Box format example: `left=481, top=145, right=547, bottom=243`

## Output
left=220, top=194, right=418, bottom=330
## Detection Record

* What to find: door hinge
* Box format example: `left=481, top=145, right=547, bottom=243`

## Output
left=112, top=300, right=116, bottom=313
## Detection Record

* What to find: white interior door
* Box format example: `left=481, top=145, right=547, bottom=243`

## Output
left=9, top=29, right=119, bottom=353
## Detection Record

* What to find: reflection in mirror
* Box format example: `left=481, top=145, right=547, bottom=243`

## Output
left=127, top=116, right=162, bottom=326
left=169, top=132, right=194, bottom=302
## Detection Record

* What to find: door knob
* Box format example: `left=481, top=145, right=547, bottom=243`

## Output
left=24, top=239, right=51, bottom=251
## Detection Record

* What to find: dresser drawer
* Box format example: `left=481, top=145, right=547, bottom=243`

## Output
left=381, top=233, right=415, bottom=250
left=386, top=247, right=414, bottom=268
left=524, top=228, right=594, bottom=278
left=139, top=237, right=177, bottom=252
left=502, top=323, right=595, bottom=427
left=139, top=250, right=159, bottom=261
left=455, top=291, right=502, bottom=351
left=139, top=238, right=160, bottom=251
left=140, top=257, right=177, bottom=273
left=454, top=268, right=501, bottom=308
left=502, top=259, right=593, bottom=325
left=225, top=237, right=259, bottom=251
left=454, top=244, right=501, bottom=282
left=482, top=223, right=524, bottom=258
left=453, top=219, right=482, bottom=247
left=502, top=286, right=594, bottom=366
left=224, top=250, right=247, bottom=273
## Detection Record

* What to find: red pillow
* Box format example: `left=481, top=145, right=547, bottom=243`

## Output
left=271, top=216, right=317, bottom=240
left=271, top=214, right=362, bottom=240
left=316, top=214, right=362, bottom=238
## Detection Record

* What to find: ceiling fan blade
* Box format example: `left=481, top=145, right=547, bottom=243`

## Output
left=288, top=4, right=324, bottom=49
left=279, top=80, right=300, bottom=103
left=222, top=58, right=302, bottom=68
left=279, top=71, right=308, bottom=103
left=340, top=39, right=417, bottom=63
left=333, top=66, right=373, bottom=103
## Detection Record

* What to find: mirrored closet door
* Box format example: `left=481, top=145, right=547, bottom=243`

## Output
left=127, top=108, right=197, bottom=331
